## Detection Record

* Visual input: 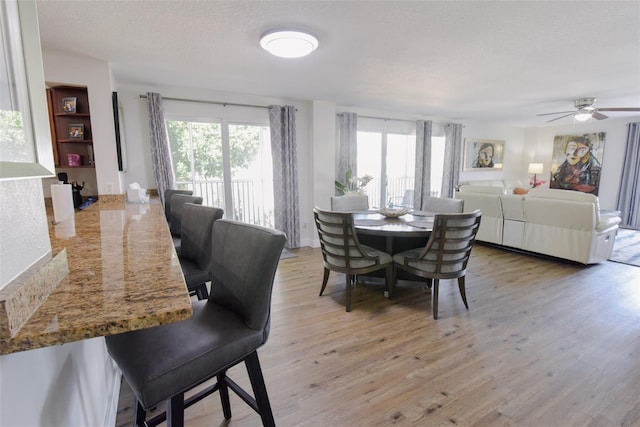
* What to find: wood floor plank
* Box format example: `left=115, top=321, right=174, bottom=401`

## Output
left=116, top=244, right=640, bottom=426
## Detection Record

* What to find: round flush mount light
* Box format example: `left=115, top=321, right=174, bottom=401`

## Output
left=260, top=29, right=318, bottom=58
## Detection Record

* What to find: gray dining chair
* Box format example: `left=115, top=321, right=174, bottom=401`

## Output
left=392, top=210, right=481, bottom=319
left=179, top=203, right=224, bottom=300
left=163, top=189, right=193, bottom=223
left=330, top=195, right=369, bottom=212
left=105, top=220, right=286, bottom=427
left=421, top=195, right=464, bottom=213
left=313, top=206, right=392, bottom=312
left=169, top=194, right=203, bottom=251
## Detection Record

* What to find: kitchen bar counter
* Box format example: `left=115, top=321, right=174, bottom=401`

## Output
left=0, top=197, right=193, bottom=355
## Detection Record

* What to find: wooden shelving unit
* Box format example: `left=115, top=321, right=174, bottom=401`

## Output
left=46, top=86, right=95, bottom=168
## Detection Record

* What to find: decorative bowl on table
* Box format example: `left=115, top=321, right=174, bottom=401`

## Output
left=378, top=207, right=409, bottom=218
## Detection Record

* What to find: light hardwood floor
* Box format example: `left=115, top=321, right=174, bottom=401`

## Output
left=116, top=244, right=640, bottom=427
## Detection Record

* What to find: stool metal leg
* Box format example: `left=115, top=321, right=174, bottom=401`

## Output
left=217, top=372, right=232, bottom=419
left=167, top=393, right=184, bottom=427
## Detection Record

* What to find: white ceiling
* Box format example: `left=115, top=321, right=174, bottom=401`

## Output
left=35, top=0, right=640, bottom=127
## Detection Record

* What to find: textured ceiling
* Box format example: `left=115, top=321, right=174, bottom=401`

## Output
left=35, top=0, right=640, bottom=126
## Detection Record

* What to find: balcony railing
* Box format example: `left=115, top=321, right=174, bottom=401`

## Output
left=176, top=179, right=274, bottom=227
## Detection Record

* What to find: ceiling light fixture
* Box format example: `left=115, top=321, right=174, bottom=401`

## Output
left=574, top=110, right=593, bottom=122
left=260, top=29, right=318, bottom=58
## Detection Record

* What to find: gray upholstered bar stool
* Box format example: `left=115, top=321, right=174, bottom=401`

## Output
left=169, top=193, right=203, bottom=252
left=106, top=220, right=286, bottom=427
left=163, top=189, right=193, bottom=223
left=178, top=203, right=223, bottom=300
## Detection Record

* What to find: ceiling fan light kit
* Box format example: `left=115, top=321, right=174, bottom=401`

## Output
left=538, top=97, right=640, bottom=123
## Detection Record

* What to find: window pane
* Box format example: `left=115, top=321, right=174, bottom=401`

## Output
left=167, top=120, right=225, bottom=209
left=386, top=133, right=415, bottom=207
left=229, top=124, right=273, bottom=227
left=357, top=131, right=382, bottom=207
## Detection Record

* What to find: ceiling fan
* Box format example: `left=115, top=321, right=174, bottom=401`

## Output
left=537, top=97, right=640, bottom=123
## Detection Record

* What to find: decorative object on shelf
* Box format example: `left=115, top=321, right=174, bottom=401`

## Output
left=68, top=124, right=84, bottom=139
left=528, top=163, right=544, bottom=188
left=335, top=168, right=373, bottom=196
left=463, top=138, right=505, bottom=171
left=67, top=153, right=81, bottom=167
left=549, top=132, right=605, bottom=195
left=61, top=97, right=76, bottom=113
left=378, top=207, right=409, bottom=218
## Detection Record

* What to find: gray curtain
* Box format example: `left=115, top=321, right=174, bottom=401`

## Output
left=413, top=120, right=433, bottom=209
left=147, top=92, right=176, bottom=207
left=616, top=121, right=640, bottom=229
left=441, top=123, right=463, bottom=198
left=337, top=112, right=358, bottom=190
left=269, top=105, right=300, bottom=248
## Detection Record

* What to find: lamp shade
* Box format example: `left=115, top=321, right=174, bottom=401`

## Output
left=260, top=29, right=318, bottom=58
left=528, top=163, right=544, bottom=174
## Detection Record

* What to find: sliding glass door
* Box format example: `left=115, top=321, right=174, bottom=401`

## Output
left=167, top=119, right=274, bottom=227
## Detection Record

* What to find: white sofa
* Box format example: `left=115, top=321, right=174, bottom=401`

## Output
left=455, top=186, right=621, bottom=264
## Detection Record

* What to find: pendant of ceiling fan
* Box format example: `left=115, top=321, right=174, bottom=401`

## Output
left=537, top=97, right=640, bottom=123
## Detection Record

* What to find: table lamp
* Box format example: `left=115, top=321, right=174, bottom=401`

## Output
left=528, top=163, right=544, bottom=188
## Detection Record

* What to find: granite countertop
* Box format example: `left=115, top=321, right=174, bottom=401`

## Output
left=0, top=196, right=193, bottom=355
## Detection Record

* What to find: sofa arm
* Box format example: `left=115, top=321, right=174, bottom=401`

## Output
left=596, top=215, right=621, bottom=232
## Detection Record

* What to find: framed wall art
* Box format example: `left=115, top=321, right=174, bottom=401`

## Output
left=549, top=132, right=605, bottom=195
left=463, top=138, right=505, bottom=171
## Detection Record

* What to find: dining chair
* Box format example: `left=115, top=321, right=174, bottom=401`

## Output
left=421, top=195, right=464, bottom=213
left=169, top=194, right=203, bottom=251
left=163, top=189, right=193, bottom=223
left=330, top=195, right=369, bottom=212
left=105, top=220, right=286, bottom=427
left=313, top=206, right=392, bottom=312
left=178, top=203, right=224, bottom=300
left=392, top=210, right=481, bottom=319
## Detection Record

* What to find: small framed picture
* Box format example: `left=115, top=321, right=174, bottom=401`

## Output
left=463, top=138, right=505, bottom=171
left=62, top=97, right=77, bottom=113
left=68, top=124, right=84, bottom=139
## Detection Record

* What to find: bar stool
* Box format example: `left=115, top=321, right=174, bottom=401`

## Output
left=178, top=203, right=223, bottom=299
left=105, top=220, right=287, bottom=427
left=169, top=194, right=202, bottom=252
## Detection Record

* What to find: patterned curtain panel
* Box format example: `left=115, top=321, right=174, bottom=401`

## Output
left=413, top=120, right=433, bottom=209
left=617, top=121, right=640, bottom=229
left=337, top=112, right=358, bottom=190
left=441, top=123, right=463, bottom=198
left=269, top=105, right=300, bottom=248
left=147, top=93, right=176, bottom=206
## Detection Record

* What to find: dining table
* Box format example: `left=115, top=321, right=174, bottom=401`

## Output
left=352, top=210, right=435, bottom=287
left=353, top=210, right=434, bottom=255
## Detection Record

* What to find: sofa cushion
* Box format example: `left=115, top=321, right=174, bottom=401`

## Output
left=459, top=185, right=505, bottom=195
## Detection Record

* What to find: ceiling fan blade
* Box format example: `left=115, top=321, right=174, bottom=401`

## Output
left=592, top=112, right=608, bottom=120
left=546, top=113, right=574, bottom=123
left=537, top=111, right=574, bottom=116
left=597, top=107, right=640, bottom=112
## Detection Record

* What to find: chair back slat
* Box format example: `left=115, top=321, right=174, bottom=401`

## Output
left=404, top=210, right=482, bottom=278
left=314, top=207, right=384, bottom=271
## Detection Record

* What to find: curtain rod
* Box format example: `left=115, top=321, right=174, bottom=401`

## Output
left=139, top=94, right=269, bottom=110
left=342, top=113, right=460, bottom=127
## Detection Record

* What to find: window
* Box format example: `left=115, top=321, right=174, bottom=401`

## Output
left=167, top=118, right=274, bottom=227
left=355, top=118, right=446, bottom=207
left=0, top=0, right=54, bottom=179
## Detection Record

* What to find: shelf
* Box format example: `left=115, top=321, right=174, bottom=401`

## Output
left=59, top=140, right=93, bottom=144
left=54, top=113, right=90, bottom=118
left=55, top=165, right=95, bottom=169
